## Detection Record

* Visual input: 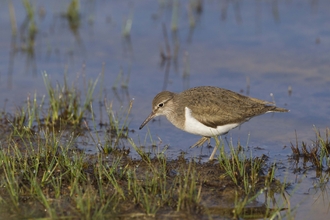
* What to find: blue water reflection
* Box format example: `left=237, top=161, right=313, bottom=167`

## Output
left=1, top=0, right=330, bottom=218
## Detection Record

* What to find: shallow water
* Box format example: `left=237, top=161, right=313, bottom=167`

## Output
left=0, top=0, right=329, bottom=218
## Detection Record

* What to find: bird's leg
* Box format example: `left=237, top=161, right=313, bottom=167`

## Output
left=209, top=146, right=218, bottom=161
left=207, top=138, right=211, bottom=146
left=209, top=136, right=221, bottom=161
left=190, top=136, right=210, bottom=148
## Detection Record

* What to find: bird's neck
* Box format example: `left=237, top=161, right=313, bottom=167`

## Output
left=164, top=99, right=185, bottom=130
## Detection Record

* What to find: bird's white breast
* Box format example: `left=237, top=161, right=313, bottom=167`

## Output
left=184, top=107, right=239, bottom=137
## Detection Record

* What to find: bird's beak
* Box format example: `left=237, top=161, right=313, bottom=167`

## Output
left=139, top=111, right=156, bottom=130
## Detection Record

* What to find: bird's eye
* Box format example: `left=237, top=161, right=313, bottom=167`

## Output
left=158, top=103, right=164, bottom=107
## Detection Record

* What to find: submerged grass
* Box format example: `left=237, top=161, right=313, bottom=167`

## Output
left=0, top=75, right=296, bottom=219
left=290, top=128, right=330, bottom=175
left=289, top=127, right=330, bottom=205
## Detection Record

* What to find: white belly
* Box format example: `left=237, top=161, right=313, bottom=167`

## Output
left=184, top=107, right=239, bottom=137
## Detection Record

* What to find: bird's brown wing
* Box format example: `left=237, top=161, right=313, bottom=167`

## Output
left=182, top=87, right=277, bottom=128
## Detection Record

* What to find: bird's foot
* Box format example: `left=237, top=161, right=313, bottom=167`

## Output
left=190, top=137, right=210, bottom=148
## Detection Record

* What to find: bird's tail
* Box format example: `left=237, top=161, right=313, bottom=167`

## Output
left=272, top=106, right=289, bottom=112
